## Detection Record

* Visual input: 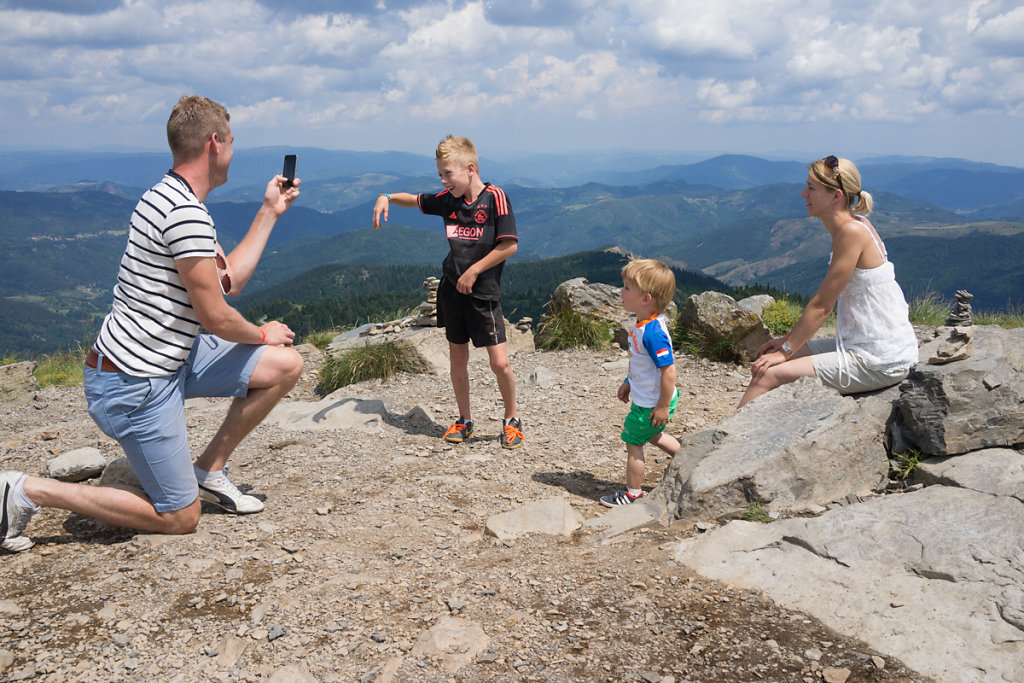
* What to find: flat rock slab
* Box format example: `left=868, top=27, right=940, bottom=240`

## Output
left=485, top=496, right=583, bottom=541
left=411, top=616, right=489, bottom=672
left=584, top=498, right=660, bottom=538
left=674, top=485, right=1024, bottom=683
left=269, top=396, right=388, bottom=431
left=915, top=447, right=1024, bottom=502
left=652, top=377, right=895, bottom=521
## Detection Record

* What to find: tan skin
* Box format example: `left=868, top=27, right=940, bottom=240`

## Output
left=737, top=173, right=886, bottom=408
left=619, top=280, right=680, bottom=491
left=372, top=157, right=519, bottom=423
left=22, top=126, right=304, bottom=534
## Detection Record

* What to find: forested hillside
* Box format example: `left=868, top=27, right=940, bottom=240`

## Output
left=238, top=249, right=731, bottom=340
left=4, top=150, right=1024, bottom=354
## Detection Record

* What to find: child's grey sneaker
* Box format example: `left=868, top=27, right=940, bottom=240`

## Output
left=197, top=468, right=265, bottom=514
left=442, top=418, right=474, bottom=443
left=499, top=417, right=524, bottom=449
left=600, top=489, right=643, bottom=508
left=2, top=471, right=36, bottom=553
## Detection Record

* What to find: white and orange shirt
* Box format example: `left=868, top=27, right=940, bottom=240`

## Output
left=626, top=313, right=674, bottom=408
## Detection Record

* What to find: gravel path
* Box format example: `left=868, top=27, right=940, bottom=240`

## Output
left=1, top=348, right=931, bottom=682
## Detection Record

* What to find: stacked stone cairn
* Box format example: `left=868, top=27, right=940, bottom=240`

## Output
left=928, top=289, right=974, bottom=364
left=354, top=276, right=533, bottom=339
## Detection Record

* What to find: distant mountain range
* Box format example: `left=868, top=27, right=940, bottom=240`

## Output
left=1, top=149, right=1022, bottom=354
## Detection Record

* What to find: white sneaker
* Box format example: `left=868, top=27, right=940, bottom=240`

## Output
left=196, top=467, right=265, bottom=514
left=2, top=471, right=36, bottom=553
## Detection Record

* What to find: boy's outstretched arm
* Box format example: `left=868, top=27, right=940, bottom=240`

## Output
left=649, top=364, right=676, bottom=427
left=372, top=193, right=419, bottom=229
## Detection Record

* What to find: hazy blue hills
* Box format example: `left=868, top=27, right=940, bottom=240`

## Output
left=759, top=230, right=1024, bottom=308
left=3, top=148, right=1024, bottom=354
left=6, top=148, right=1024, bottom=214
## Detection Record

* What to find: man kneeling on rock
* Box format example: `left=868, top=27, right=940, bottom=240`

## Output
left=2, top=95, right=303, bottom=553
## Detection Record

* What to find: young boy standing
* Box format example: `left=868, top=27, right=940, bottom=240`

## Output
left=602, top=259, right=681, bottom=507
left=372, top=135, right=523, bottom=449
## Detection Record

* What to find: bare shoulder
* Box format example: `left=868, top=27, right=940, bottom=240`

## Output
left=834, top=217, right=872, bottom=246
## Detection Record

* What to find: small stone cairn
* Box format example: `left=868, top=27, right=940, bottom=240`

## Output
left=357, top=277, right=440, bottom=338
left=928, top=289, right=974, bottom=364
left=356, top=276, right=533, bottom=340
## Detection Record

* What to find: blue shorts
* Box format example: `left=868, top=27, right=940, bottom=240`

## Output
left=84, top=336, right=265, bottom=512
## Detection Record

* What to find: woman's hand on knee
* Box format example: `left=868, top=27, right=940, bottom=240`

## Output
left=751, top=350, right=786, bottom=380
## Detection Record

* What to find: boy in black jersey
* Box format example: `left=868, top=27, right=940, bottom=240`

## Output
left=372, top=135, right=523, bottom=449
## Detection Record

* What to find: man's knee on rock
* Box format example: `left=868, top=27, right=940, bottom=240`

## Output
left=161, top=503, right=201, bottom=535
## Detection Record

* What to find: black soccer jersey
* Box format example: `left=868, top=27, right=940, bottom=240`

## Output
left=418, top=183, right=517, bottom=301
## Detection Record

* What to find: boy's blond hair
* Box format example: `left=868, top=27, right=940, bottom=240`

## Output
left=435, top=135, right=479, bottom=172
left=622, top=258, right=676, bottom=312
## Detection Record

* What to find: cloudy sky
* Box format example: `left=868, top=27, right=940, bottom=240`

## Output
left=1, top=0, right=1022, bottom=165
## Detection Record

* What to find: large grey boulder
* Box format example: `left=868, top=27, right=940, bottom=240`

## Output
left=675, top=484, right=1024, bottom=683
left=536, top=276, right=679, bottom=349
left=536, top=277, right=631, bottom=348
left=652, top=377, right=895, bottom=522
left=736, top=294, right=774, bottom=316
left=0, top=361, right=37, bottom=405
left=891, top=326, right=1024, bottom=456
left=679, top=291, right=771, bottom=362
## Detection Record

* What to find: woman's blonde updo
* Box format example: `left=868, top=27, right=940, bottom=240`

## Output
left=809, top=156, right=873, bottom=215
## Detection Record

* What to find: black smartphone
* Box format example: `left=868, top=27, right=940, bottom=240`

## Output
left=282, top=154, right=297, bottom=188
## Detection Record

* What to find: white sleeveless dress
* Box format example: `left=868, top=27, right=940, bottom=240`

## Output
left=831, top=218, right=919, bottom=387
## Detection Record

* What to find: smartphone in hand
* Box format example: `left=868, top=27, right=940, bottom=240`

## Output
left=282, top=154, right=297, bottom=189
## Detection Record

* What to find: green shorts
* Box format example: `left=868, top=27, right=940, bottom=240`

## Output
left=621, top=390, right=678, bottom=446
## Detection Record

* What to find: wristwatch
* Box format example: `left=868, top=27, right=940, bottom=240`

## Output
left=781, top=340, right=794, bottom=358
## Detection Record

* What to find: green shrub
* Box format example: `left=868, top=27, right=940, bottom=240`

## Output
left=974, top=303, right=1024, bottom=329
left=673, top=326, right=736, bottom=362
left=908, top=292, right=949, bottom=326
left=743, top=497, right=774, bottom=523
left=889, top=449, right=924, bottom=481
left=304, top=329, right=340, bottom=351
left=34, top=343, right=88, bottom=388
left=761, top=298, right=802, bottom=336
left=535, top=307, right=612, bottom=351
left=318, top=341, right=423, bottom=393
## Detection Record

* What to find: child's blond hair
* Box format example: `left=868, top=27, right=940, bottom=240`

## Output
left=621, top=259, right=676, bottom=312
left=435, top=135, right=479, bottom=172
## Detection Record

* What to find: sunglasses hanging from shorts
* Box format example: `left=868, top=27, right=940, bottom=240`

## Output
left=215, top=242, right=232, bottom=296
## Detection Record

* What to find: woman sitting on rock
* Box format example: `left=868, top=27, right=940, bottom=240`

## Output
left=738, top=156, right=919, bottom=408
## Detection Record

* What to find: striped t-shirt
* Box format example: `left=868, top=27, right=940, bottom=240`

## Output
left=93, top=172, right=218, bottom=377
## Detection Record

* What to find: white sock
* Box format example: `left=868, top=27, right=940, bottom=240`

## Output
left=194, top=465, right=224, bottom=483
left=627, top=487, right=643, bottom=498
left=13, top=474, right=40, bottom=512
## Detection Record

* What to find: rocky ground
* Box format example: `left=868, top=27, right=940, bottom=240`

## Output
left=1, top=346, right=932, bottom=682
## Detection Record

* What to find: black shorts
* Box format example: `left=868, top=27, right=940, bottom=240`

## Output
left=437, top=276, right=506, bottom=348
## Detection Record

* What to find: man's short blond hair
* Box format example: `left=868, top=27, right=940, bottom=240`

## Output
left=622, top=258, right=676, bottom=312
left=435, top=135, right=479, bottom=172
left=166, top=95, right=230, bottom=162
